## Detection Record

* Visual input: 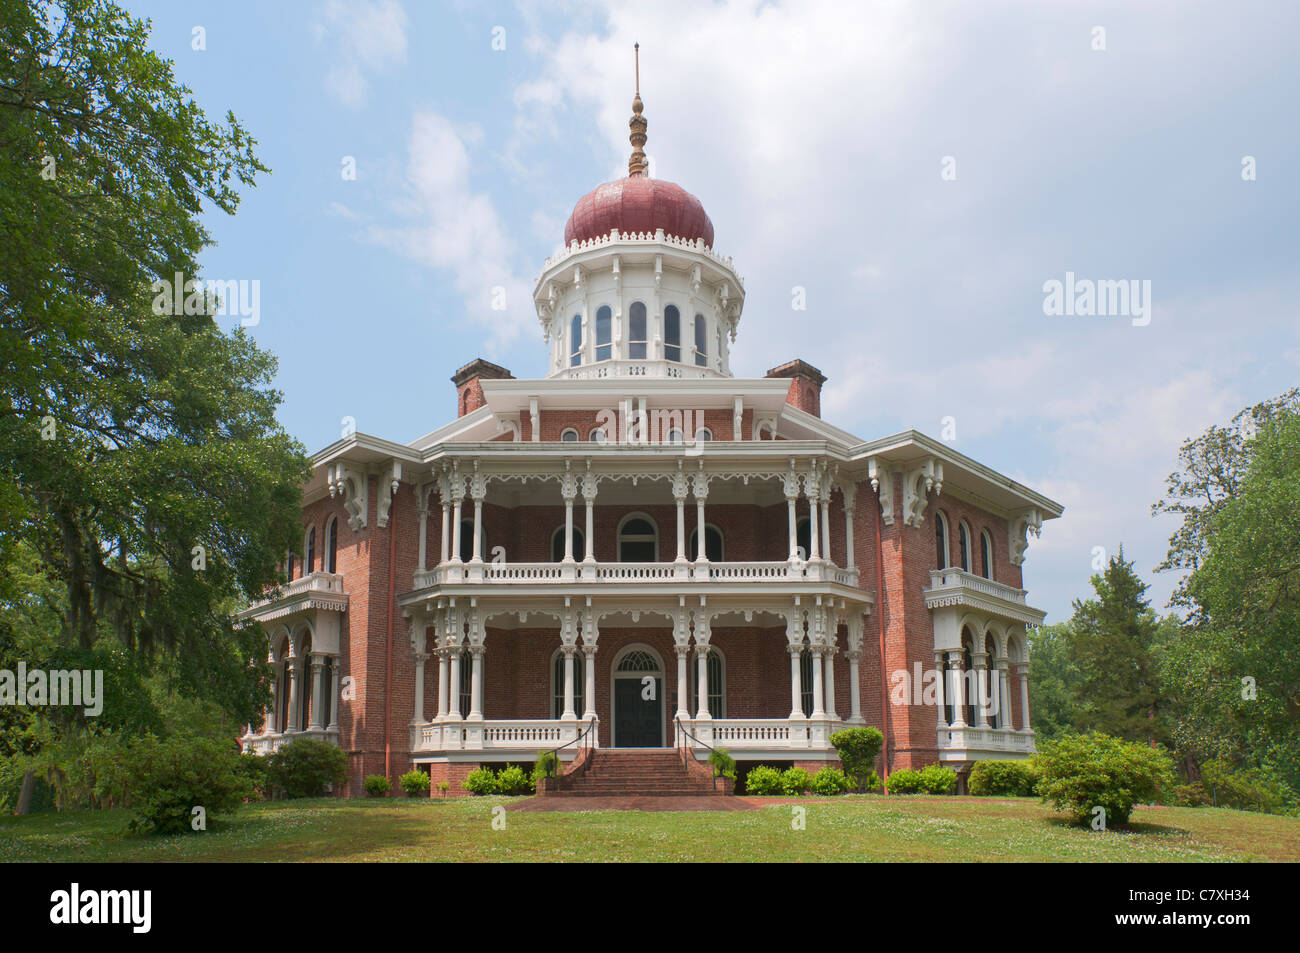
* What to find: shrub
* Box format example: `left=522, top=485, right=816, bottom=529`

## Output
left=266, top=737, right=349, bottom=799
left=856, top=769, right=883, bottom=793
left=708, top=748, right=736, bottom=780
left=399, top=771, right=430, bottom=797
left=463, top=766, right=499, bottom=795
left=885, top=769, right=921, bottom=794
left=830, top=727, right=884, bottom=792
left=437, top=779, right=450, bottom=798
left=533, top=750, right=559, bottom=782
left=363, top=774, right=392, bottom=797
left=743, top=765, right=784, bottom=796
left=918, top=765, right=957, bottom=795
left=496, top=764, right=534, bottom=796
left=809, top=766, right=853, bottom=796
left=236, top=753, right=271, bottom=801
left=781, top=767, right=811, bottom=796
left=126, top=736, right=251, bottom=835
left=1198, top=758, right=1298, bottom=814
left=969, top=759, right=1040, bottom=797
left=1165, top=782, right=1209, bottom=808
left=1035, top=732, right=1176, bottom=827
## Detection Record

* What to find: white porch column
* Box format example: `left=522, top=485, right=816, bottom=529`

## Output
left=582, top=645, right=598, bottom=722
left=784, top=471, right=800, bottom=561
left=810, top=646, right=826, bottom=719
left=469, top=474, right=485, bottom=565
left=823, top=641, right=838, bottom=720
left=468, top=646, right=484, bottom=721
left=450, top=498, right=463, bottom=564
left=267, top=651, right=278, bottom=733
left=412, top=652, right=428, bottom=724
left=674, top=645, right=691, bottom=723
left=447, top=650, right=463, bottom=722
left=947, top=649, right=967, bottom=728
left=286, top=655, right=300, bottom=732
left=562, top=477, right=576, bottom=563
left=561, top=645, right=577, bottom=720
left=842, top=484, right=857, bottom=570
left=788, top=645, right=805, bottom=719
left=806, top=481, right=821, bottom=561
left=973, top=652, right=990, bottom=728
left=692, top=472, right=709, bottom=563
left=416, top=486, right=429, bottom=573
left=440, top=499, right=451, bottom=564
left=819, top=488, right=832, bottom=565
left=846, top=650, right=863, bottom=723
left=1016, top=663, right=1031, bottom=732
left=436, top=650, right=450, bottom=720
left=934, top=650, right=949, bottom=729
left=308, top=654, right=324, bottom=730
left=328, top=659, right=340, bottom=731
left=582, top=472, right=597, bottom=565
left=673, top=473, right=689, bottom=564
left=997, top=660, right=1012, bottom=730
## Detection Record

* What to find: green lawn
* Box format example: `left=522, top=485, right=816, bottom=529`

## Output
left=2, top=796, right=1297, bottom=862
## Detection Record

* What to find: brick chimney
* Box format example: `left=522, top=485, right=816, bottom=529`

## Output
left=766, top=359, right=827, bottom=417
left=451, top=358, right=514, bottom=417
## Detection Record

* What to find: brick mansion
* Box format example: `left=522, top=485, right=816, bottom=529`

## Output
left=239, top=59, right=1061, bottom=797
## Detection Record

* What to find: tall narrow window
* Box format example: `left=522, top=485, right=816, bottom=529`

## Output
left=305, top=527, right=316, bottom=574
left=287, top=553, right=296, bottom=580
left=935, top=512, right=949, bottom=569
left=980, top=530, right=993, bottom=580
left=694, top=314, right=707, bottom=366
left=628, top=302, right=647, bottom=359
left=570, top=314, right=582, bottom=367
left=959, top=522, right=971, bottom=572
left=595, top=305, right=612, bottom=362
left=459, top=649, right=473, bottom=719
left=664, top=306, right=681, bottom=362
left=325, top=518, right=338, bottom=573
left=800, top=648, right=815, bottom=717
left=459, top=519, right=478, bottom=563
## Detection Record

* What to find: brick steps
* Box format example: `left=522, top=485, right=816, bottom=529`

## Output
left=556, top=748, right=724, bottom=797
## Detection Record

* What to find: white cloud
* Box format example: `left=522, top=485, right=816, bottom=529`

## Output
left=313, top=0, right=408, bottom=106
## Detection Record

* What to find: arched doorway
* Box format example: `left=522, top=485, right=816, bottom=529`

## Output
left=611, top=645, right=664, bottom=747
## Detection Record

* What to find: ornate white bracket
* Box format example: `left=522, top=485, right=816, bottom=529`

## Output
left=732, top=396, right=743, bottom=441
left=376, top=461, right=401, bottom=528
left=1009, top=508, right=1043, bottom=566
left=901, top=457, right=943, bottom=529
left=327, top=463, right=367, bottom=531
left=867, top=457, right=894, bottom=526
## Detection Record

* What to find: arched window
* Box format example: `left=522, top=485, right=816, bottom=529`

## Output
left=628, top=302, right=647, bottom=360
left=688, top=525, right=724, bottom=562
left=595, top=305, right=612, bottom=362
left=589, top=426, right=608, bottom=443
left=694, top=427, right=713, bottom=442
left=980, top=530, right=993, bottom=580
left=325, top=517, right=338, bottom=574
left=666, top=428, right=684, bottom=444
left=618, top=515, right=658, bottom=562
left=687, top=647, right=726, bottom=717
left=305, top=527, right=316, bottom=574
left=551, top=650, right=586, bottom=718
left=551, top=526, right=585, bottom=562
left=560, top=428, right=579, bottom=442
left=459, top=519, right=478, bottom=563
left=694, top=313, right=707, bottom=366
left=958, top=522, right=972, bottom=573
left=569, top=314, right=582, bottom=366
left=796, top=517, right=811, bottom=560
left=935, top=512, right=949, bottom=569
left=664, top=306, right=681, bottom=362
left=800, top=648, right=815, bottom=717
left=459, top=649, right=472, bottom=719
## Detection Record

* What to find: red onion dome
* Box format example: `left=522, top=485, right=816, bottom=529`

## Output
left=564, top=175, right=715, bottom=248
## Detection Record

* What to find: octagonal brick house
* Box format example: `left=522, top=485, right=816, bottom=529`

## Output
left=239, top=57, right=1062, bottom=797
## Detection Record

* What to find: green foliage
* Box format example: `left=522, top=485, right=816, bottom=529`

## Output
left=887, top=765, right=956, bottom=795
left=829, top=726, right=883, bottom=791
left=968, top=760, right=1040, bottom=797
left=532, top=750, right=559, bottom=781
left=780, top=767, right=811, bottom=796
left=363, top=775, right=391, bottom=797
left=743, top=765, right=784, bottom=796
left=495, top=764, right=533, bottom=796
left=438, top=779, right=450, bottom=797
left=125, top=735, right=251, bottom=834
left=856, top=769, right=883, bottom=793
left=1026, top=624, right=1083, bottom=742
left=708, top=747, right=736, bottom=779
left=809, top=766, right=854, bottom=795
left=1035, top=732, right=1176, bottom=827
left=399, top=771, right=430, bottom=797
left=265, top=738, right=348, bottom=799
left=463, top=766, right=499, bottom=796
left=1198, top=758, right=1298, bottom=815
left=236, top=753, right=271, bottom=801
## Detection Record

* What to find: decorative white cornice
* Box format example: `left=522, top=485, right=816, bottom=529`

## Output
left=326, top=463, right=367, bottom=530
left=867, top=457, right=894, bottom=526
left=376, top=461, right=401, bottom=528
left=1008, top=508, right=1044, bottom=567
left=901, top=457, right=944, bottom=529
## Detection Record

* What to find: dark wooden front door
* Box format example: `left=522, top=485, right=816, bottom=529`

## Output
left=614, top=677, right=662, bottom=747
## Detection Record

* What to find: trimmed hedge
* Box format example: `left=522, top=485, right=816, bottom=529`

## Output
left=364, top=774, right=392, bottom=797
left=400, top=771, right=431, bottom=797
left=266, top=737, right=349, bottom=799
left=809, top=766, right=854, bottom=795
left=969, top=759, right=1040, bottom=797
left=886, top=765, right=957, bottom=795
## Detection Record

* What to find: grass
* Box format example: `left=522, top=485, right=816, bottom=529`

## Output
left=2, top=795, right=1298, bottom=862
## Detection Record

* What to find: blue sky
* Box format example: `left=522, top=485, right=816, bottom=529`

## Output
left=122, top=0, right=1300, bottom=622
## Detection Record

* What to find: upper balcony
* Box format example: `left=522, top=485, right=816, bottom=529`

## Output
left=922, top=567, right=1045, bottom=627
left=413, top=559, right=860, bottom=590
left=239, top=571, right=348, bottom=625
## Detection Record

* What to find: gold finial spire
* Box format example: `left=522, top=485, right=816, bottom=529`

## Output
left=628, top=42, right=648, bottom=177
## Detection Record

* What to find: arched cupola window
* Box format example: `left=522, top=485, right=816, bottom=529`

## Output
left=570, top=314, right=583, bottom=367
left=694, top=314, right=707, bottom=366
left=664, top=306, right=681, bottom=362
left=595, top=305, right=612, bottom=362
left=628, top=302, right=647, bottom=360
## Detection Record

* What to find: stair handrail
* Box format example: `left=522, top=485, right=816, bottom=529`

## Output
left=674, top=716, right=719, bottom=790
left=544, top=715, right=598, bottom=782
